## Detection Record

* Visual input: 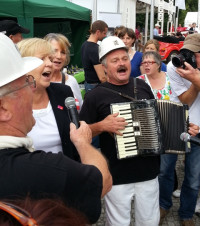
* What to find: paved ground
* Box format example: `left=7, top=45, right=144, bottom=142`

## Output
left=93, top=154, right=200, bottom=226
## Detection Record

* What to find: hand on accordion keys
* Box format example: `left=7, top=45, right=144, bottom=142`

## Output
left=101, top=112, right=128, bottom=136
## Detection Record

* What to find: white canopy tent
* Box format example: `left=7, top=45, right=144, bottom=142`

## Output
left=70, top=0, right=177, bottom=40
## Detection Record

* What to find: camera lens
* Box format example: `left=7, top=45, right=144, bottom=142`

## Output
left=172, top=56, right=182, bottom=67
left=172, top=54, right=185, bottom=68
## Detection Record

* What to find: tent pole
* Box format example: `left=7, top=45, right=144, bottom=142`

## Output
left=92, top=0, right=97, bottom=22
left=145, top=4, right=149, bottom=43
left=150, top=0, right=155, bottom=39
left=198, top=0, right=200, bottom=30
left=175, top=7, right=179, bottom=30
left=117, top=0, right=120, bottom=13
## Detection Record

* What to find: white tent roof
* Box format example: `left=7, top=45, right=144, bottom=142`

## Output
left=184, top=12, right=198, bottom=27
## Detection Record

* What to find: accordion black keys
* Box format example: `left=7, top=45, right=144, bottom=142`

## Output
left=110, top=99, right=189, bottom=159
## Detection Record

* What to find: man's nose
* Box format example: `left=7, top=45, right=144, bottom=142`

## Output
left=119, top=59, right=125, bottom=65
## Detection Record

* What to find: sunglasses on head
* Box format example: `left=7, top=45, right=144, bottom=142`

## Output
left=0, top=201, right=38, bottom=226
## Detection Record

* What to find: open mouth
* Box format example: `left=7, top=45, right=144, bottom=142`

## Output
left=118, top=68, right=126, bottom=73
left=117, top=66, right=127, bottom=74
left=42, top=71, right=51, bottom=77
left=53, top=60, right=61, bottom=65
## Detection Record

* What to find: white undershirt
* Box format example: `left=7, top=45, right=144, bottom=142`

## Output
left=27, top=102, right=62, bottom=153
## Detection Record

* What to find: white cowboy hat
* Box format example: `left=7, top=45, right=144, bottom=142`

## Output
left=99, top=36, right=128, bottom=61
left=0, top=33, right=42, bottom=87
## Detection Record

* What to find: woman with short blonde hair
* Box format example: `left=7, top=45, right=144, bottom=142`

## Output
left=44, top=33, right=83, bottom=109
left=17, top=37, right=79, bottom=159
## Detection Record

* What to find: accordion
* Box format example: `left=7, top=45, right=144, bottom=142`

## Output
left=110, top=99, right=189, bottom=159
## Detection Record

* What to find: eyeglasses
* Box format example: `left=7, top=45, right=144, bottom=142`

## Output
left=0, top=201, right=38, bottom=226
left=0, top=75, right=36, bottom=97
left=141, top=61, right=156, bottom=66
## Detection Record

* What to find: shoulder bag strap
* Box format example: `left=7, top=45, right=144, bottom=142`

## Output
left=61, top=71, right=66, bottom=85
left=133, top=77, right=137, bottom=100
left=100, top=85, right=136, bottom=101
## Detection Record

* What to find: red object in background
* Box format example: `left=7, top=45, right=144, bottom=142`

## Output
left=177, top=27, right=188, bottom=37
left=169, top=26, right=175, bottom=32
left=177, top=27, right=187, bottom=32
left=158, top=28, right=163, bottom=35
left=159, top=40, right=184, bottom=63
left=135, top=29, right=140, bottom=39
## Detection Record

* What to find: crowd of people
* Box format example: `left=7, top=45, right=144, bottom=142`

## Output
left=0, top=18, right=200, bottom=226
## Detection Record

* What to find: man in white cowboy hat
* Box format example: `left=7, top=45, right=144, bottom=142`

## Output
left=80, top=36, right=160, bottom=226
left=0, top=33, right=112, bottom=224
left=154, top=23, right=160, bottom=36
left=159, top=33, right=200, bottom=226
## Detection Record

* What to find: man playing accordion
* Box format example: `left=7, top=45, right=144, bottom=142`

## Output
left=80, top=36, right=160, bottom=226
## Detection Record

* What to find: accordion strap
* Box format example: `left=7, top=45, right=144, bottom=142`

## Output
left=100, top=78, right=137, bottom=101
left=133, top=78, right=137, bottom=100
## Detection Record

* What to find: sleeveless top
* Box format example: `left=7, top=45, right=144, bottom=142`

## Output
left=138, top=73, right=172, bottom=100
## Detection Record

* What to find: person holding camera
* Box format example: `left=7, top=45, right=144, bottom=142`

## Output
left=159, top=33, right=200, bottom=226
left=176, top=62, right=200, bottom=91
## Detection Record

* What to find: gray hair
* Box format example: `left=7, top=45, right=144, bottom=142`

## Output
left=101, top=57, right=107, bottom=67
left=142, top=51, right=162, bottom=72
left=100, top=50, right=129, bottom=67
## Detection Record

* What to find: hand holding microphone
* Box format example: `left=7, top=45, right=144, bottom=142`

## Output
left=180, top=132, right=200, bottom=146
left=65, top=97, right=92, bottom=147
left=65, top=97, right=80, bottom=129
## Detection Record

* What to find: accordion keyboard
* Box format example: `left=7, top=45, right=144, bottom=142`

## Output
left=111, top=100, right=166, bottom=159
left=112, top=103, right=139, bottom=159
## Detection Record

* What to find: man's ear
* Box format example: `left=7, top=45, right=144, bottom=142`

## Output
left=102, top=64, right=107, bottom=74
left=0, top=99, right=12, bottom=122
left=96, top=30, right=101, bottom=36
left=8, top=34, right=14, bottom=41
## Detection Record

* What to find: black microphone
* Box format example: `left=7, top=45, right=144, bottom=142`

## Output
left=180, top=132, right=200, bottom=146
left=65, top=97, right=80, bottom=129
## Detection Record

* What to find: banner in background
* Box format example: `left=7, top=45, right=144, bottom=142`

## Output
left=175, top=0, right=186, bottom=10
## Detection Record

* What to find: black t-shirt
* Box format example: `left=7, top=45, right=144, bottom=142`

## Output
left=80, top=79, right=160, bottom=185
left=81, top=41, right=101, bottom=83
left=0, top=147, right=102, bottom=224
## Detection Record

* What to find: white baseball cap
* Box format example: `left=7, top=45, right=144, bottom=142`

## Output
left=0, top=33, right=43, bottom=87
left=99, top=36, right=128, bottom=61
left=155, top=23, right=160, bottom=27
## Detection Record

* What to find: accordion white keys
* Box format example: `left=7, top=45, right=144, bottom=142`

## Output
left=110, top=99, right=189, bottom=159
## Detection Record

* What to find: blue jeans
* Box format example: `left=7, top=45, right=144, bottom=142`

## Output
left=159, top=137, right=200, bottom=220
left=84, top=82, right=98, bottom=93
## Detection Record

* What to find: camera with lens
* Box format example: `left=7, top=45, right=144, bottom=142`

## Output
left=172, top=49, right=197, bottom=69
